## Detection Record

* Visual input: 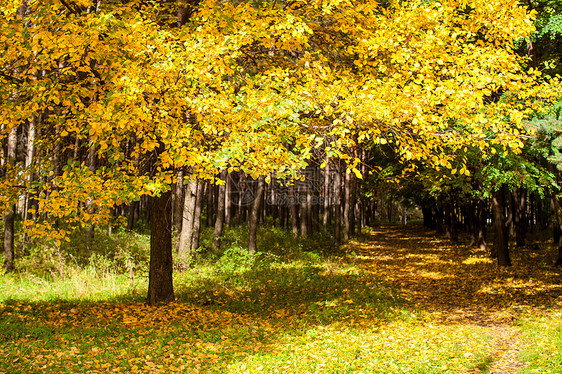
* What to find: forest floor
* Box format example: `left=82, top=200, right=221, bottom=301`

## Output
left=352, top=225, right=562, bottom=374
left=1, top=224, right=561, bottom=373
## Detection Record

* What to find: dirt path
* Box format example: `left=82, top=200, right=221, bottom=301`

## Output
left=350, top=225, right=562, bottom=373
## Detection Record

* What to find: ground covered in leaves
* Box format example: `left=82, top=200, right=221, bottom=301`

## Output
left=1, top=225, right=561, bottom=373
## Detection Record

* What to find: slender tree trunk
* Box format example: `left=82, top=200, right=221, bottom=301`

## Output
left=225, top=172, right=232, bottom=227
left=323, top=161, right=331, bottom=230
left=206, top=182, right=214, bottom=227
left=288, top=183, right=299, bottom=237
left=85, top=143, right=97, bottom=243
left=147, top=190, right=174, bottom=305
left=300, top=180, right=310, bottom=237
left=190, top=181, right=205, bottom=251
left=550, top=193, right=562, bottom=266
left=334, top=165, right=342, bottom=246
left=492, top=187, right=511, bottom=266
left=213, top=172, right=227, bottom=251
left=512, top=188, right=527, bottom=247
left=3, top=126, right=17, bottom=272
left=178, top=177, right=198, bottom=255
left=248, top=176, right=265, bottom=254
left=447, top=200, right=458, bottom=244
left=238, top=173, right=247, bottom=223
left=173, top=169, right=185, bottom=235
left=344, top=171, right=352, bottom=240
left=23, top=116, right=37, bottom=247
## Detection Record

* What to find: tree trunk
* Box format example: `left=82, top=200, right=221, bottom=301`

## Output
left=178, top=177, right=198, bottom=255
left=206, top=182, right=214, bottom=227
left=323, top=161, right=331, bottom=230
left=212, top=172, right=227, bottom=251
left=289, top=183, right=299, bottom=237
left=334, top=166, right=342, bottom=246
left=3, top=126, right=17, bottom=272
left=85, top=143, right=97, bottom=243
left=446, top=200, right=458, bottom=244
left=225, top=172, right=232, bottom=227
left=190, top=181, right=205, bottom=251
left=344, top=171, right=352, bottom=240
left=512, top=188, right=527, bottom=247
left=550, top=193, right=562, bottom=266
left=3, top=205, right=15, bottom=273
left=492, top=187, right=511, bottom=266
left=127, top=201, right=138, bottom=231
left=147, top=190, right=174, bottom=305
left=173, top=169, right=185, bottom=235
left=23, top=116, right=37, bottom=247
left=300, top=180, right=310, bottom=237
left=248, top=176, right=265, bottom=254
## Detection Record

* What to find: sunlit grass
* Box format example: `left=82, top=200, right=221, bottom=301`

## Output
left=1, top=224, right=561, bottom=373
left=519, top=311, right=562, bottom=374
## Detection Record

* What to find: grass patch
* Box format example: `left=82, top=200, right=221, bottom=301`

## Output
left=519, top=311, right=562, bottom=373
left=1, top=224, right=498, bottom=373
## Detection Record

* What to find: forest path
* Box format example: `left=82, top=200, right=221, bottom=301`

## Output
left=349, top=225, right=562, bottom=373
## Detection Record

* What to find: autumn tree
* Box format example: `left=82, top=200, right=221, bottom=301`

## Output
left=1, top=0, right=559, bottom=295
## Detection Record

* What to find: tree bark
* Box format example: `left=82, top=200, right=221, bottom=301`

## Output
left=3, top=126, right=17, bottom=272
left=190, top=181, right=205, bottom=251
left=300, top=179, right=310, bottom=237
left=248, top=176, right=265, bottom=254
left=477, top=196, right=487, bottom=251
left=212, top=171, right=227, bottom=251
left=147, top=190, right=174, bottom=305
left=334, top=165, right=342, bottom=246
left=343, top=171, right=352, bottom=241
left=550, top=193, right=562, bottom=266
left=85, top=143, right=97, bottom=243
left=512, top=188, right=527, bottom=247
left=178, top=177, right=198, bottom=255
left=289, top=183, right=299, bottom=237
left=224, top=172, right=232, bottom=227
left=492, top=187, right=511, bottom=266
left=323, top=161, right=331, bottom=230
left=173, top=169, right=184, bottom=235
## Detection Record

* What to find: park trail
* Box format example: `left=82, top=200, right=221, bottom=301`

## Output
left=349, top=225, right=562, bottom=374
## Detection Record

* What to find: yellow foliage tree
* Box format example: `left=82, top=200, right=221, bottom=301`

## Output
left=0, top=0, right=558, bottom=302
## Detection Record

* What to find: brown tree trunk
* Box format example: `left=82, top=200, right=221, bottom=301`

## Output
left=224, top=172, right=232, bottom=227
left=550, top=193, right=562, bottom=266
left=492, top=187, right=511, bottom=266
left=178, top=177, right=198, bottom=255
left=477, top=196, right=487, bottom=251
left=512, top=188, right=527, bottom=248
left=190, top=181, right=205, bottom=251
left=3, top=126, right=17, bottom=272
left=212, top=171, right=227, bottom=251
left=446, top=200, right=458, bottom=244
left=323, top=161, right=331, bottom=230
left=173, top=169, right=184, bottom=235
left=147, top=190, right=174, bottom=305
left=344, top=170, right=352, bottom=240
left=85, top=143, right=97, bottom=243
left=248, top=176, right=265, bottom=254
left=206, top=182, right=214, bottom=227
left=300, top=180, right=310, bottom=237
left=334, top=165, right=342, bottom=246
left=289, top=183, right=299, bottom=237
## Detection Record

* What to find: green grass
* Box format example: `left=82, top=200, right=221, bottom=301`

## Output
left=518, top=311, right=562, bottom=374
left=0, top=223, right=548, bottom=373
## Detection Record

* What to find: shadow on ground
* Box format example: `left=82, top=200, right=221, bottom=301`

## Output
left=353, top=224, right=562, bottom=324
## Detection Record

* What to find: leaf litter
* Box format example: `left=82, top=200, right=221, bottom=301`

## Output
left=1, top=224, right=561, bottom=373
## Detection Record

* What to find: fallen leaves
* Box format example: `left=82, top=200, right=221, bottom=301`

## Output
left=1, top=225, right=561, bottom=373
